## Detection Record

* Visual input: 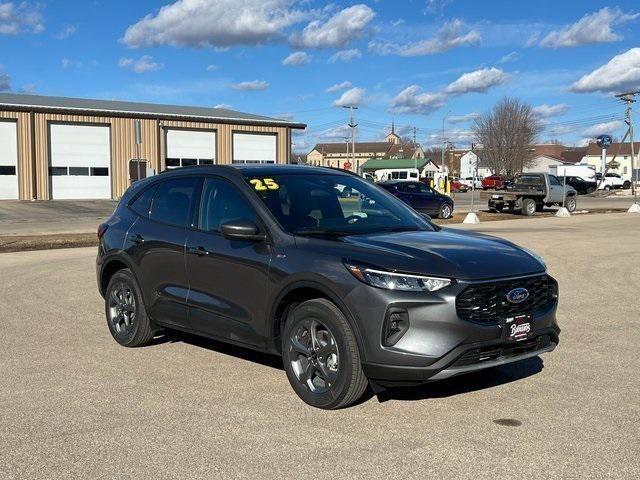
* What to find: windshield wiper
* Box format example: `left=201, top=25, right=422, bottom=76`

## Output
left=376, top=226, right=422, bottom=233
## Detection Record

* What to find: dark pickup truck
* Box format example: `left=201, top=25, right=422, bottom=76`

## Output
left=482, top=173, right=578, bottom=216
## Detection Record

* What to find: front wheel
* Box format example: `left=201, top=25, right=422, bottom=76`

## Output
left=565, top=196, right=577, bottom=212
left=282, top=299, right=368, bottom=409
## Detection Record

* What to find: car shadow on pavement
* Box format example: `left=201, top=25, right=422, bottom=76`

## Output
left=375, top=356, right=544, bottom=403
left=165, top=330, right=285, bottom=371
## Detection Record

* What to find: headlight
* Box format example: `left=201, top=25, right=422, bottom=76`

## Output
left=345, top=262, right=452, bottom=292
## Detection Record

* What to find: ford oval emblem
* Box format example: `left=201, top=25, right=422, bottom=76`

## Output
left=506, top=287, right=529, bottom=304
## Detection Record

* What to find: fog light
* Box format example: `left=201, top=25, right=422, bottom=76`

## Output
left=383, top=308, right=409, bottom=346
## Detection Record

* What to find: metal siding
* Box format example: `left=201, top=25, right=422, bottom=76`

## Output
left=0, top=111, right=32, bottom=199
left=1, top=109, right=292, bottom=200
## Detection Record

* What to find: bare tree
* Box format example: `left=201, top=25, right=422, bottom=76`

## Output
left=473, top=97, right=542, bottom=176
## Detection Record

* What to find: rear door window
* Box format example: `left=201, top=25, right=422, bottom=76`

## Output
left=150, top=177, right=199, bottom=227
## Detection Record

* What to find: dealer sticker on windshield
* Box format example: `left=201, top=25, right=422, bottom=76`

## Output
left=250, top=178, right=279, bottom=191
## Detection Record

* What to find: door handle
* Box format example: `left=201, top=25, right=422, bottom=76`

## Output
left=129, top=233, right=144, bottom=245
left=187, top=246, right=209, bottom=256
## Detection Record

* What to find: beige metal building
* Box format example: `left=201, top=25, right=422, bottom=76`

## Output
left=0, top=93, right=305, bottom=200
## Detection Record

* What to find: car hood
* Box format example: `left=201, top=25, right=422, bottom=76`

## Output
left=342, top=227, right=545, bottom=281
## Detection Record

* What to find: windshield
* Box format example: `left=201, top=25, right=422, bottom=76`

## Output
left=245, top=173, right=434, bottom=236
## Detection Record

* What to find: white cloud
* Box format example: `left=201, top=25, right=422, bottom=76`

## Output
left=326, top=81, right=352, bottom=93
left=20, top=83, right=36, bottom=94
left=319, top=125, right=351, bottom=139
left=369, top=19, right=480, bottom=56
left=390, top=85, right=447, bottom=115
left=425, top=128, right=473, bottom=147
left=499, top=51, right=518, bottom=63
left=328, top=48, right=361, bottom=63
left=0, top=1, right=44, bottom=35
left=56, top=25, right=77, bottom=40
left=232, top=80, right=269, bottom=91
left=333, top=87, right=365, bottom=107
left=445, top=67, right=509, bottom=94
left=290, top=4, right=375, bottom=49
left=539, top=7, right=638, bottom=48
left=532, top=103, right=569, bottom=118
left=282, top=51, right=310, bottom=66
left=583, top=120, right=624, bottom=138
left=571, top=48, right=640, bottom=94
left=206, top=64, right=218, bottom=71
left=426, top=0, right=452, bottom=14
left=123, top=0, right=310, bottom=48
left=214, top=103, right=233, bottom=109
left=448, top=112, right=480, bottom=124
left=119, top=55, right=164, bottom=73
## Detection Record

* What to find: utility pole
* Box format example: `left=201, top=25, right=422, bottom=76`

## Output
left=343, top=105, right=358, bottom=171
left=344, top=136, right=350, bottom=170
left=616, top=91, right=639, bottom=204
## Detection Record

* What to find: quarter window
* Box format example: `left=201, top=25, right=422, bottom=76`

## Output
left=150, top=177, right=199, bottom=227
left=130, top=185, right=158, bottom=218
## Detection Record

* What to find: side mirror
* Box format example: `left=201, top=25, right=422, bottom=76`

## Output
left=220, top=219, right=266, bottom=242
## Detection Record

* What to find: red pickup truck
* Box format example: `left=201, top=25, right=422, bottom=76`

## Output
left=481, top=175, right=505, bottom=190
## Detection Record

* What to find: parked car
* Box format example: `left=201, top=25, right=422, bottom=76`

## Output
left=487, top=173, right=578, bottom=216
left=460, top=177, right=482, bottom=189
left=451, top=179, right=469, bottom=192
left=378, top=180, right=454, bottom=218
left=557, top=175, right=597, bottom=194
left=97, top=164, right=559, bottom=409
left=481, top=175, right=506, bottom=190
left=595, top=172, right=627, bottom=190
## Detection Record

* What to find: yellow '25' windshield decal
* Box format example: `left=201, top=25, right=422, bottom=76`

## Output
left=250, top=178, right=279, bottom=191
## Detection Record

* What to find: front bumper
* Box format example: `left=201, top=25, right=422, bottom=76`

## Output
left=362, top=330, right=559, bottom=386
left=345, top=273, right=560, bottom=386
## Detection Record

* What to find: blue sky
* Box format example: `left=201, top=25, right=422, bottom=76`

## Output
left=1, top=0, right=639, bottom=152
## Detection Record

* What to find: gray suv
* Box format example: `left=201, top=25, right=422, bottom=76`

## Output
left=97, top=165, right=560, bottom=409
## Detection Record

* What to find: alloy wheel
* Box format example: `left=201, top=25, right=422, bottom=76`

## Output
left=108, top=282, right=136, bottom=335
left=289, top=319, right=339, bottom=394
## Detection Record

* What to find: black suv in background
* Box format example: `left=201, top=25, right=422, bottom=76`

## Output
left=557, top=175, right=597, bottom=194
left=97, top=165, right=560, bottom=409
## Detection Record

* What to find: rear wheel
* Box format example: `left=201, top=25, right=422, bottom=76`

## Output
left=282, top=299, right=368, bottom=409
left=105, top=269, right=154, bottom=347
left=623, top=180, right=631, bottom=189
left=522, top=198, right=536, bottom=216
left=438, top=203, right=453, bottom=219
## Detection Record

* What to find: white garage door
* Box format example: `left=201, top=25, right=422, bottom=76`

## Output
left=166, top=129, right=216, bottom=169
left=0, top=121, right=18, bottom=200
left=233, top=132, right=276, bottom=164
left=50, top=124, right=111, bottom=199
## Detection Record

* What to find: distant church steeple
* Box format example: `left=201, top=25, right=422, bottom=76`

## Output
left=386, top=119, right=400, bottom=144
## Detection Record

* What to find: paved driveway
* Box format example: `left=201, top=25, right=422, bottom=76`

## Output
left=0, top=200, right=116, bottom=235
left=1, top=214, right=639, bottom=479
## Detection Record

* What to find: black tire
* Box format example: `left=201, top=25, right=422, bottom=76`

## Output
left=565, top=195, right=577, bottom=212
left=438, top=203, right=453, bottom=219
left=282, top=299, right=368, bottom=409
left=489, top=204, right=503, bottom=213
left=586, top=187, right=595, bottom=194
left=604, top=185, right=611, bottom=191
left=623, top=180, right=631, bottom=189
left=522, top=198, right=536, bottom=216
left=104, top=269, right=154, bottom=347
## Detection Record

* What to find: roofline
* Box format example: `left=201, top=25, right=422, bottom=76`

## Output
left=0, top=101, right=307, bottom=129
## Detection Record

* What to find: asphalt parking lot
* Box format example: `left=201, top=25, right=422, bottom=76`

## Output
left=1, top=213, right=639, bottom=479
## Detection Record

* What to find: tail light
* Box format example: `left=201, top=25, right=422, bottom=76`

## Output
left=97, top=223, right=109, bottom=240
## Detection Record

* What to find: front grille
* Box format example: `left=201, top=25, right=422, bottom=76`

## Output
left=456, top=275, right=557, bottom=324
left=451, top=335, right=552, bottom=368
